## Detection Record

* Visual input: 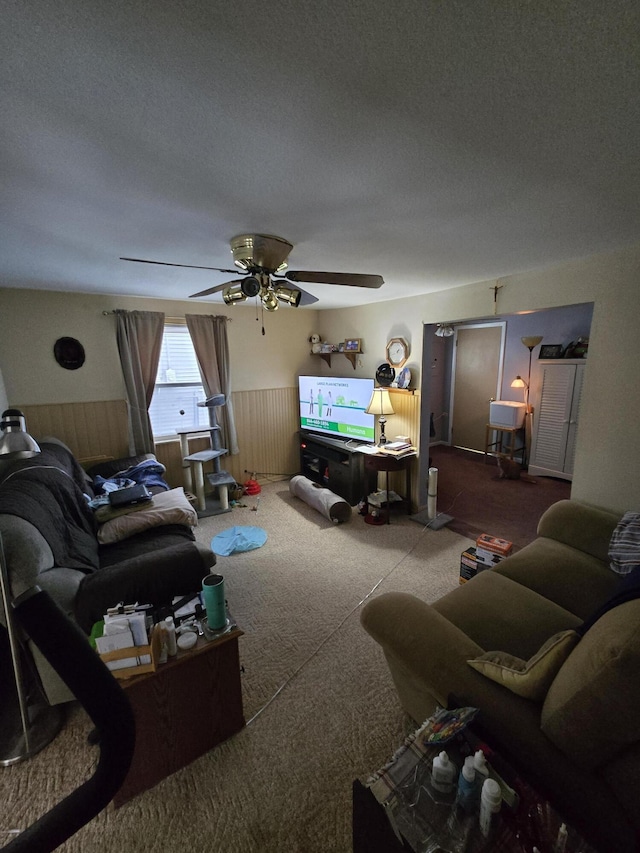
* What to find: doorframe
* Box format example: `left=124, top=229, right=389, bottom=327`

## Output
left=448, top=321, right=507, bottom=446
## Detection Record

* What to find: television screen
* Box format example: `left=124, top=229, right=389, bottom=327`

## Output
left=298, top=375, right=375, bottom=443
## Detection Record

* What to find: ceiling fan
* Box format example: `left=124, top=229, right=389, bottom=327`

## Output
left=121, top=233, right=384, bottom=310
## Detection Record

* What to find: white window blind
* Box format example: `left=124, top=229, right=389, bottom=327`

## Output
left=149, top=323, right=208, bottom=438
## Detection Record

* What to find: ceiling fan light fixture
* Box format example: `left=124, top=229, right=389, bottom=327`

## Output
left=222, top=286, right=248, bottom=305
left=274, top=285, right=302, bottom=307
left=241, top=276, right=262, bottom=298
left=261, top=290, right=279, bottom=311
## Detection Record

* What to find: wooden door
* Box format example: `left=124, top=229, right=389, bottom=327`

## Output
left=450, top=324, right=504, bottom=452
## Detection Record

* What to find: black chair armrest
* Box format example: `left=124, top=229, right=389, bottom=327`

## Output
left=74, top=542, right=214, bottom=632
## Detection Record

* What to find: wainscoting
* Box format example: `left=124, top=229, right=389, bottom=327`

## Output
left=21, top=399, right=130, bottom=464
left=20, top=388, right=422, bottom=507
left=156, top=387, right=301, bottom=490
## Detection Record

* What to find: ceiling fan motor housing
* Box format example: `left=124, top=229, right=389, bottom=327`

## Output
left=230, top=234, right=293, bottom=273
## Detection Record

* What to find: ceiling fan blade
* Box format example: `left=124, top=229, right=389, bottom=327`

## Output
left=284, top=270, right=384, bottom=288
left=120, top=257, right=239, bottom=275
left=297, top=287, right=319, bottom=307
left=189, top=279, right=245, bottom=298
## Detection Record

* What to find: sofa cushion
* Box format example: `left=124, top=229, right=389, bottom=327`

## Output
left=492, top=537, right=618, bottom=620
left=541, top=599, right=640, bottom=769
left=433, top=570, right=581, bottom=660
left=467, top=629, right=580, bottom=701
left=97, top=488, right=197, bottom=544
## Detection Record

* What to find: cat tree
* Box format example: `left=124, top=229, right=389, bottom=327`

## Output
left=183, top=394, right=235, bottom=516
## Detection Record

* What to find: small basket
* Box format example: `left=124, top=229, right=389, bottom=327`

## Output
left=97, top=624, right=162, bottom=680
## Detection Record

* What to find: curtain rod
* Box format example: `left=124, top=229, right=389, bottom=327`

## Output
left=102, top=311, right=231, bottom=321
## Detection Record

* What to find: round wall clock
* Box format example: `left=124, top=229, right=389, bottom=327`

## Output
left=54, top=337, right=85, bottom=370
left=386, top=337, right=410, bottom=369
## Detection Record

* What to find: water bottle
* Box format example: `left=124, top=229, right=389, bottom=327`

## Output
left=202, top=573, right=226, bottom=630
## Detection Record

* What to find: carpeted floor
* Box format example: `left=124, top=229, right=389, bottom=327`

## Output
left=428, top=445, right=571, bottom=550
left=1, top=481, right=474, bottom=852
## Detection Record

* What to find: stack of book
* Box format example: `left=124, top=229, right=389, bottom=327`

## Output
left=378, top=441, right=417, bottom=458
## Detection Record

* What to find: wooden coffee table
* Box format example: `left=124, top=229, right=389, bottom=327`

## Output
left=112, top=627, right=244, bottom=807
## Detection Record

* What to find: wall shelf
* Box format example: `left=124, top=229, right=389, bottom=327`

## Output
left=312, top=352, right=359, bottom=370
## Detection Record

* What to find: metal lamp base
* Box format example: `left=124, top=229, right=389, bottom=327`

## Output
left=0, top=695, right=64, bottom=767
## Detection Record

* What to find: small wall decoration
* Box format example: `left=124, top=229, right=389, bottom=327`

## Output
left=538, top=344, right=564, bottom=359
left=54, top=337, right=86, bottom=370
left=344, top=338, right=361, bottom=352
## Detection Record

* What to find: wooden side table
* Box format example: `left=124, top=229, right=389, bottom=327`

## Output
left=112, top=628, right=244, bottom=807
left=363, top=453, right=413, bottom=524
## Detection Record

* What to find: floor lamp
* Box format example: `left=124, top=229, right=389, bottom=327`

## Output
left=520, top=336, right=543, bottom=411
left=519, top=337, right=543, bottom=466
left=0, top=410, right=64, bottom=765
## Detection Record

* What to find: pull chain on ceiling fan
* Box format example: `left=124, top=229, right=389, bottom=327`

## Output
left=121, top=233, right=384, bottom=310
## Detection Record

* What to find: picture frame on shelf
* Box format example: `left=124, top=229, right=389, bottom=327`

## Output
left=338, top=342, right=345, bottom=352
left=539, top=344, right=564, bottom=359
left=344, top=338, right=361, bottom=352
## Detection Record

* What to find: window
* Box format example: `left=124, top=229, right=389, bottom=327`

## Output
left=149, top=323, right=209, bottom=439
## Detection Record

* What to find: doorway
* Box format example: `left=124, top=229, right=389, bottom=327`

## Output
left=450, top=323, right=505, bottom=452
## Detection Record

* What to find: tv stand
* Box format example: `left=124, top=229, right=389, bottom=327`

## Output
left=298, top=431, right=375, bottom=506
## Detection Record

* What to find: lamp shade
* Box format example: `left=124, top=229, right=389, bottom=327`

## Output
left=521, top=336, right=543, bottom=350
left=0, top=409, right=40, bottom=459
left=365, top=388, right=394, bottom=416
left=510, top=376, right=526, bottom=389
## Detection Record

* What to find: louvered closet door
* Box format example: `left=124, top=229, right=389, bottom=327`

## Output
left=529, top=363, right=582, bottom=480
left=563, top=364, right=584, bottom=477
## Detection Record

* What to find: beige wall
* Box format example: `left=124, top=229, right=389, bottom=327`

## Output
left=321, top=242, right=640, bottom=514
left=2, top=239, right=639, bottom=513
left=0, top=289, right=319, bottom=402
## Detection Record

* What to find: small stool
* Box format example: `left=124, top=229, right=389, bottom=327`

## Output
left=484, top=423, right=524, bottom=463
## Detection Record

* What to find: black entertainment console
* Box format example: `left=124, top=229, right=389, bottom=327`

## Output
left=298, top=431, right=376, bottom=506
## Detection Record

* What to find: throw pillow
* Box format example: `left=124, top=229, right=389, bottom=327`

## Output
left=97, top=487, right=197, bottom=544
left=608, top=511, right=640, bottom=575
left=467, top=629, right=580, bottom=701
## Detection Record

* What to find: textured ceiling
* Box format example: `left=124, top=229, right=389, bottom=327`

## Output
left=2, top=0, right=639, bottom=309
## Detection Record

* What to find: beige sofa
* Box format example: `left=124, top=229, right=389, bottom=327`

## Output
left=361, top=500, right=639, bottom=851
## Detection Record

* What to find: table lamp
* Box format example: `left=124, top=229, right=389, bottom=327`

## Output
left=510, top=375, right=528, bottom=403
left=366, top=388, right=394, bottom=445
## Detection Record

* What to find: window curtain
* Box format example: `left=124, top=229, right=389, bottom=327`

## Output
left=115, top=310, right=165, bottom=454
left=185, top=314, right=239, bottom=454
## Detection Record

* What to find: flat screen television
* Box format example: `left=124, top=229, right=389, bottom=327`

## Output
left=298, top=375, right=375, bottom=443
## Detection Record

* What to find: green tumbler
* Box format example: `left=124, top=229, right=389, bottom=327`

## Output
left=202, top=573, right=226, bottom=630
